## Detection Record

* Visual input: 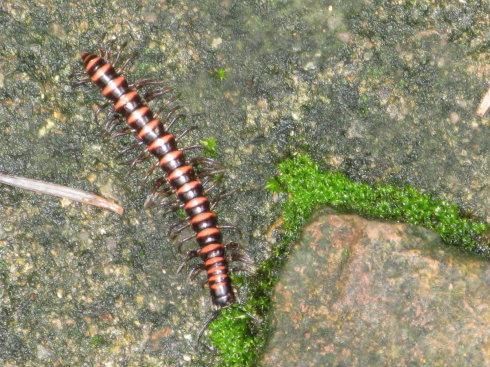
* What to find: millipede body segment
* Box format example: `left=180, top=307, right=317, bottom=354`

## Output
left=81, top=52, right=235, bottom=307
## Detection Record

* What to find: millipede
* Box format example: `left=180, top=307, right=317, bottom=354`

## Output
left=79, top=51, right=236, bottom=309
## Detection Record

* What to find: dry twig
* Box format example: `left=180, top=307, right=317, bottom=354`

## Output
left=0, top=173, right=123, bottom=215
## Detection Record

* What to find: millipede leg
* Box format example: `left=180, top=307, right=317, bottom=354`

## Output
left=98, top=46, right=108, bottom=60
left=163, top=103, right=183, bottom=118
left=210, top=188, right=239, bottom=209
left=111, top=127, right=133, bottom=138
left=188, top=263, right=205, bottom=280
left=159, top=202, right=183, bottom=216
left=69, top=64, right=92, bottom=87
left=93, top=102, right=111, bottom=126
left=111, top=39, right=139, bottom=73
left=181, top=145, right=203, bottom=153
left=196, top=311, right=220, bottom=350
left=144, top=186, right=175, bottom=209
left=199, top=168, right=226, bottom=178
left=112, top=49, right=123, bottom=68
left=149, top=177, right=170, bottom=192
left=168, top=221, right=191, bottom=239
left=146, top=178, right=173, bottom=196
left=115, top=54, right=134, bottom=74
left=149, top=187, right=173, bottom=198
left=176, top=249, right=200, bottom=273
left=125, top=151, right=151, bottom=169
left=97, top=37, right=135, bottom=74
left=161, top=95, right=180, bottom=111
left=224, top=242, right=242, bottom=251
left=143, top=194, right=176, bottom=208
left=228, top=251, right=253, bottom=274
left=230, top=262, right=253, bottom=274
left=226, top=242, right=251, bottom=264
left=191, top=158, right=225, bottom=180
left=71, top=77, right=91, bottom=88
left=200, top=178, right=221, bottom=196
left=104, top=114, right=123, bottom=133
left=190, top=157, right=220, bottom=166
left=112, top=40, right=130, bottom=68
left=177, top=234, right=196, bottom=253
left=203, top=181, right=218, bottom=195
left=118, top=141, right=144, bottom=157
left=229, top=251, right=252, bottom=265
left=143, top=161, right=161, bottom=182
left=176, top=125, right=198, bottom=141
left=99, top=40, right=119, bottom=62
left=194, top=164, right=226, bottom=182
left=166, top=112, right=186, bottom=131
left=144, top=86, right=173, bottom=102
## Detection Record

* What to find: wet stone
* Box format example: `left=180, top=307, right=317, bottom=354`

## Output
left=261, top=210, right=490, bottom=367
left=0, top=0, right=488, bottom=365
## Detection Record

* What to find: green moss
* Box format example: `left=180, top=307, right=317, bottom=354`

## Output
left=208, top=153, right=489, bottom=366
left=213, top=67, right=228, bottom=81
left=90, top=334, right=107, bottom=348
left=200, top=137, right=218, bottom=158
left=208, top=306, right=258, bottom=367
left=177, top=208, right=187, bottom=220
left=271, top=154, right=488, bottom=253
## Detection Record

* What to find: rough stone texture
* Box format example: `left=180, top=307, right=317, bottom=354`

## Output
left=0, top=1, right=488, bottom=366
left=262, top=210, right=490, bottom=367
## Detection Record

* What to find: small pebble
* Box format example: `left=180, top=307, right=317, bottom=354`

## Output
left=211, top=37, right=222, bottom=49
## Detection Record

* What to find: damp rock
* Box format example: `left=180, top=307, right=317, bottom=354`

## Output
left=261, top=210, right=490, bottom=367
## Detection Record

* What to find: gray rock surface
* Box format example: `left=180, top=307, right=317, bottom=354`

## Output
left=262, top=211, right=490, bottom=367
left=0, top=1, right=488, bottom=366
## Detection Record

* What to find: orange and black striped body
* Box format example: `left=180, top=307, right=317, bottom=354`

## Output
left=81, top=52, right=235, bottom=307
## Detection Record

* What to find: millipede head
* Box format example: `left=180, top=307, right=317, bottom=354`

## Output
left=81, top=52, right=106, bottom=72
left=81, top=52, right=95, bottom=65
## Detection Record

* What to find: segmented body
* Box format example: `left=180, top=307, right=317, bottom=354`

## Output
left=81, top=52, right=235, bottom=307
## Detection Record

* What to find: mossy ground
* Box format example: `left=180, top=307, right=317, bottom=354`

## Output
left=208, top=153, right=489, bottom=367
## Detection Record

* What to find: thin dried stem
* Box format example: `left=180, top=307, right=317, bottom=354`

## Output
left=0, top=173, right=123, bottom=215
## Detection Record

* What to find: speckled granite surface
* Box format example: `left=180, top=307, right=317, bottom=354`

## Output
left=0, top=1, right=488, bottom=366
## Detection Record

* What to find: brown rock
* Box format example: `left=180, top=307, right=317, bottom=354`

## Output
left=149, top=326, right=174, bottom=351
left=261, top=210, right=490, bottom=367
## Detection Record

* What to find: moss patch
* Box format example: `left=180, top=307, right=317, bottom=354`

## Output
left=269, top=154, right=489, bottom=254
left=213, top=67, right=228, bottom=81
left=209, top=153, right=489, bottom=366
left=90, top=334, right=108, bottom=348
left=200, top=137, right=219, bottom=158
